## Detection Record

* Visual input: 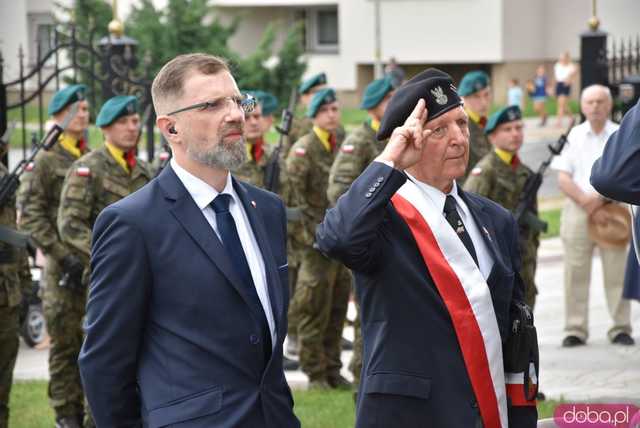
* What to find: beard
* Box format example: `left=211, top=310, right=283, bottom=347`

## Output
left=186, top=125, right=246, bottom=170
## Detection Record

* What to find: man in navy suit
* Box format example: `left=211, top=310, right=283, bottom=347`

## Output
left=79, top=53, right=299, bottom=428
left=316, top=69, right=537, bottom=427
left=591, top=97, right=640, bottom=302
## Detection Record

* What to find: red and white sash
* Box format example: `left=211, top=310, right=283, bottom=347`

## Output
left=391, top=180, right=508, bottom=428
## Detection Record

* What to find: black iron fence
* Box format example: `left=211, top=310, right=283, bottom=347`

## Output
left=581, top=29, right=640, bottom=121
left=0, top=23, right=157, bottom=163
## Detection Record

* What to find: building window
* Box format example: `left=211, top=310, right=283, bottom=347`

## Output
left=305, top=7, right=339, bottom=53
left=28, top=12, right=55, bottom=66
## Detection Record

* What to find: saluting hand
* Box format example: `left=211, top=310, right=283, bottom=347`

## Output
left=375, top=98, right=431, bottom=171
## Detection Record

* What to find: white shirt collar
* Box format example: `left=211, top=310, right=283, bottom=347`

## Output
left=404, top=172, right=470, bottom=219
left=170, top=158, right=237, bottom=210
left=584, top=120, right=617, bottom=139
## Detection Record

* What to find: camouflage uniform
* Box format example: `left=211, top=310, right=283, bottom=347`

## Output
left=0, top=163, right=32, bottom=428
left=58, top=145, right=151, bottom=428
left=288, top=116, right=346, bottom=160
left=286, top=130, right=351, bottom=384
left=234, top=140, right=270, bottom=187
left=460, top=119, right=491, bottom=186
left=16, top=140, right=88, bottom=420
left=463, top=150, right=540, bottom=307
left=327, top=121, right=387, bottom=387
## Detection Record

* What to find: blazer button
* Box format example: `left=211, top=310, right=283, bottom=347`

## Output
left=365, top=192, right=372, bottom=198
left=368, top=187, right=376, bottom=192
left=249, top=334, right=260, bottom=345
left=377, top=176, right=384, bottom=182
left=373, top=182, right=381, bottom=188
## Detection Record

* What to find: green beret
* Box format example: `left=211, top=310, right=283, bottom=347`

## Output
left=48, top=84, right=87, bottom=116
left=484, top=105, right=522, bottom=135
left=458, top=70, right=490, bottom=96
left=260, top=92, right=279, bottom=116
left=360, top=76, right=394, bottom=110
left=299, top=72, right=327, bottom=94
left=377, top=68, right=462, bottom=140
left=96, top=95, right=139, bottom=127
left=306, top=88, right=337, bottom=118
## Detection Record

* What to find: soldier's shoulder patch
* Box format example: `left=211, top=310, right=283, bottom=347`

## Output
left=294, top=147, right=306, bottom=157
left=341, top=144, right=355, bottom=154
left=75, top=166, right=91, bottom=177
left=471, top=167, right=483, bottom=176
left=25, top=162, right=35, bottom=172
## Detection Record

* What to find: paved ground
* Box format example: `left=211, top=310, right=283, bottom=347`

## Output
left=15, top=236, right=640, bottom=404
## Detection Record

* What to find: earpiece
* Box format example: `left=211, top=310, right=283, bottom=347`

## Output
left=169, top=126, right=177, bottom=134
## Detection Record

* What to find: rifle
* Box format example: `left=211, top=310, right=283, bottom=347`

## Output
left=513, top=118, right=575, bottom=233
left=0, top=101, right=80, bottom=210
left=264, top=86, right=299, bottom=193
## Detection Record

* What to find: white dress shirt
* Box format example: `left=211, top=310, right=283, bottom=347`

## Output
left=551, top=119, right=619, bottom=194
left=170, top=159, right=276, bottom=345
left=405, top=172, right=495, bottom=280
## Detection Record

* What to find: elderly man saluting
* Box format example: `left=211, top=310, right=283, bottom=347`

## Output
left=316, top=69, right=538, bottom=428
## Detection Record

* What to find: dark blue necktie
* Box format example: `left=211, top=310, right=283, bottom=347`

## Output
left=211, top=194, right=272, bottom=360
left=443, top=195, right=479, bottom=266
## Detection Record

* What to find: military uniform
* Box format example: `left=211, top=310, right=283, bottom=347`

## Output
left=458, top=71, right=492, bottom=186
left=328, top=121, right=387, bottom=387
left=234, top=139, right=269, bottom=187
left=0, top=162, right=32, bottom=428
left=56, top=95, right=151, bottom=427
left=17, top=139, right=88, bottom=421
left=58, top=145, right=152, bottom=267
left=462, top=117, right=491, bottom=184
left=327, top=75, right=394, bottom=390
left=463, top=106, right=540, bottom=308
left=286, top=89, right=350, bottom=386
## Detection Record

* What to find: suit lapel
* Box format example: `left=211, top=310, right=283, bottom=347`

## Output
left=233, top=179, right=283, bottom=327
left=158, top=167, right=261, bottom=312
left=460, top=190, right=509, bottom=276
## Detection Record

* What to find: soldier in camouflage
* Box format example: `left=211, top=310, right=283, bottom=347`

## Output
left=16, top=84, right=90, bottom=428
left=458, top=70, right=493, bottom=185
left=0, top=163, right=33, bottom=428
left=288, top=73, right=346, bottom=159
left=463, top=105, right=540, bottom=308
left=327, top=76, right=394, bottom=392
left=234, top=91, right=275, bottom=187
left=57, top=95, right=152, bottom=428
left=286, top=88, right=351, bottom=389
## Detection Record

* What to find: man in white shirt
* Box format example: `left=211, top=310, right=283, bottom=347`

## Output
left=551, top=84, right=633, bottom=347
left=79, top=53, right=300, bottom=427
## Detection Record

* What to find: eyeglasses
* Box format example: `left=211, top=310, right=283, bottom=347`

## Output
left=167, top=93, right=256, bottom=116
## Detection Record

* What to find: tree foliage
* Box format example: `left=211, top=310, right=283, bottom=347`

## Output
left=60, top=0, right=306, bottom=112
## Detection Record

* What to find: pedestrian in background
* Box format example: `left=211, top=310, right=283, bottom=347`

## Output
left=554, top=51, right=577, bottom=127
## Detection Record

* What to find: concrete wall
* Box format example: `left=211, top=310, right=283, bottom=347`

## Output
left=1, top=1, right=29, bottom=82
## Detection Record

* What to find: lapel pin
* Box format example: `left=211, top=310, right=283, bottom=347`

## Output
left=482, top=226, right=492, bottom=241
left=251, top=200, right=257, bottom=208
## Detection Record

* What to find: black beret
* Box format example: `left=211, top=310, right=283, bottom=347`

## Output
left=376, top=68, right=463, bottom=141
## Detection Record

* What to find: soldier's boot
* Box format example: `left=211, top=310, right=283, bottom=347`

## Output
left=283, top=355, right=300, bottom=371
left=341, top=337, right=353, bottom=351
left=55, top=415, right=82, bottom=428
left=327, top=373, right=352, bottom=390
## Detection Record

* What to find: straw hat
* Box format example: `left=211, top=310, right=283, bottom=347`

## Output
left=588, top=204, right=631, bottom=249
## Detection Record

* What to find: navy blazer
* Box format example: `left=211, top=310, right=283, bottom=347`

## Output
left=591, top=97, right=640, bottom=301
left=79, top=166, right=299, bottom=428
left=316, top=162, right=537, bottom=428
